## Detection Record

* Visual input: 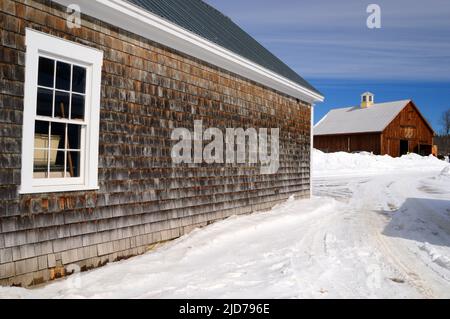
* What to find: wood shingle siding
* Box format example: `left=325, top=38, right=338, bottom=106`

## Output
left=0, top=0, right=312, bottom=286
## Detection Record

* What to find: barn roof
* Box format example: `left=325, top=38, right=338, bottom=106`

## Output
left=126, top=0, right=321, bottom=96
left=314, top=100, right=412, bottom=135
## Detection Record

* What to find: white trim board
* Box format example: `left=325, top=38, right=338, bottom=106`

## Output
left=310, top=104, right=314, bottom=198
left=53, top=0, right=324, bottom=104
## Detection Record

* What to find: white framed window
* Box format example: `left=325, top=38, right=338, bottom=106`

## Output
left=20, top=29, right=103, bottom=194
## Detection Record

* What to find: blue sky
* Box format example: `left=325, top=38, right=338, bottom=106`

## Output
left=205, top=0, right=450, bottom=132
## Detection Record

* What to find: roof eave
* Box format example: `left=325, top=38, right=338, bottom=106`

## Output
left=406, top=100, right=436, bottom=135
left=314, top=130, right=382, bottom=136
left=53, top=0, right=324, bottom=103
left=378, top=100, right=411, bottom=132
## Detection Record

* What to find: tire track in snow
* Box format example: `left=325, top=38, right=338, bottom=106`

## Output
left=357, top=176, right=436, bottom=298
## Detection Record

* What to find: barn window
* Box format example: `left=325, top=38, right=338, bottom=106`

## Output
left=20, top=29, right=103, bottom=194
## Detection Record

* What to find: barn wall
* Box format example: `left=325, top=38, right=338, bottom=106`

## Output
left=314, top=133, right=381, bottom=154
left=0, top=0, right=312, bottom=286
left=381, top=102, right=434, bottom=157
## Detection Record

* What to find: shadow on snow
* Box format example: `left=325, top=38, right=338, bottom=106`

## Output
left=380, top=198, right=450, bottom=248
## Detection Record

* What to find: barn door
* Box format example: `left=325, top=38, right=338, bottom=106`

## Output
left=419, top=144, right=432, bottom=156
left=400, top=139, right=409, bottom=156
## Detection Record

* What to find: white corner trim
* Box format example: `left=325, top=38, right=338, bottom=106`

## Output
left=20, top=28, right=103, bottom=194
left=310, top=104, right=314, bottom=198
left=53, top=0, right=324, bottom=103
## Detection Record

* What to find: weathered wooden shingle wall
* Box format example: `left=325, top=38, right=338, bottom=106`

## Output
left=0, top=0, right=311, bottom=286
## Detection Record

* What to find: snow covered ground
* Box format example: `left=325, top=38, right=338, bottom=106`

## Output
left=1, top=150, right=449, bottom=298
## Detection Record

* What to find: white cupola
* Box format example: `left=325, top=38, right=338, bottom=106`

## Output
left=361, top=92, right=374, bottom=108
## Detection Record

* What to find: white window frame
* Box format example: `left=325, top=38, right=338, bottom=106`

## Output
left=20, top=29, right=103, bottom=194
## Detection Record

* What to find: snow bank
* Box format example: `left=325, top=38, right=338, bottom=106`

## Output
left=439, top=166, right=450, bottom=179
left=313, top=149, right=449, bottom=177
left=425, top=165, right=450, bottom=190
left=419, top=243, right=450, bottom=271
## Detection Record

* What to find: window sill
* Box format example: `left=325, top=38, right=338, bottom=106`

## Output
left=18, top=184, right=99, bottom=195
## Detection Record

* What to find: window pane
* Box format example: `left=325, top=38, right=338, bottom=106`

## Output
left=36, top=88, right=53, bottom=117
left=51, top=122, right=66, bottom=149
left=54, top=91, right=70, bottom=118
left=34, top=120, right=50, bottom=148
left=68, top=124, right=81, bottom=150
left=38, top=57, right=54, bottom=88
left=49, top=150, right=65, bottom=178
left=56, top=61, right=71, bottom=90
left=71, top=94, right=85, bottom=120
left=67, top=151, right=80, bottom=177
left=33, top=148, right=48, bottom=179
left=72, top=65, right=86, bottom=93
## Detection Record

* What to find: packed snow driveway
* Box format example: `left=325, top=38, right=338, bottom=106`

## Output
left=314, top=171, right=450, bottom=298
left=1, top=151, right=449, bottom=298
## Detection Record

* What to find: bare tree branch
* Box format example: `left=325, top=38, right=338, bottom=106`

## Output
left=441, top=109, right=450, bottom=135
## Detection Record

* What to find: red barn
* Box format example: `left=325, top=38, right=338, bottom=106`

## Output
left=314, top=93, right=435, bottom=157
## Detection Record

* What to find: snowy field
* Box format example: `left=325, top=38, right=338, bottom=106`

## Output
left=1, top=150, right=449, bottom=298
